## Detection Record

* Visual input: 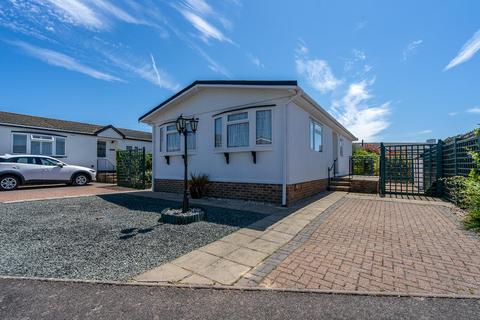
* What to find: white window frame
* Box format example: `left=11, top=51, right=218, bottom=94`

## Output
left=309, top=119, right=323, bottom=152
left=214, top=107, right=274, bottom=153
left=158, top=122, right=197, bottom=155
left=12, top=133, right=27, bottom=154
left=55, top=137, right=66, bottom=157
left=226, top=111, right=249, bottom=148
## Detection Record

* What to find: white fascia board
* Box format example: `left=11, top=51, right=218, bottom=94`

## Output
left=296, top=90, right=358, bottom=141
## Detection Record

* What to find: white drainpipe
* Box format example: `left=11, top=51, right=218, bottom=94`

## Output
left=151, top=124, right=156, bottom=191
left=282, top=90, right=301, bottom=206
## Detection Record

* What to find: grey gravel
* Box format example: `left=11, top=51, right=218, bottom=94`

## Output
left=0, top=194, right=266, bottom=281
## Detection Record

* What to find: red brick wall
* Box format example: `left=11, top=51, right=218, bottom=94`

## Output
left=154, top=179, right=282, bottom=204
left=154, top=178, right=328, bottom=205
left=286, top=179, right=328, bottom=204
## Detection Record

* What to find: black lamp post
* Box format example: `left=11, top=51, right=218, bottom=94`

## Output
left=176, top=114, right=198, bottom=213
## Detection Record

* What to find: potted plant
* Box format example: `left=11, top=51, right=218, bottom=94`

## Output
left=189, top=173, right=209, bottom=199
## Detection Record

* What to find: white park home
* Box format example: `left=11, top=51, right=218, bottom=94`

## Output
left=0, top=111, right=152, bottom=172
left=140, top=80, right=356, bottom=205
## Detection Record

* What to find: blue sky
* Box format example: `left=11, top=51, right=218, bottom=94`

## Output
left=0, top=0, right=479, bottom=141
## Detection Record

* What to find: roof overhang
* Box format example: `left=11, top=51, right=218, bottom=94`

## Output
left=139, top=80, right=298, bottom=123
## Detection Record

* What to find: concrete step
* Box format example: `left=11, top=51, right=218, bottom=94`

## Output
left=329, top=185, right=351, bottom=192
left=330, top=180, right=351, bottom=187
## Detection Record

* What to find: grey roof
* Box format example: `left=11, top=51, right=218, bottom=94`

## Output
left=0, top=111, right=151, bottom=141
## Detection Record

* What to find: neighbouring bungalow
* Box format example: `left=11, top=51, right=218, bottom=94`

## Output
left=140, top=80, right=357, bottom=205
left=0, top=111, right=152, bottom=173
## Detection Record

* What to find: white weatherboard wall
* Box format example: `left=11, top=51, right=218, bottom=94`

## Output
left=147, top=86, right=355, bottom=187
left=149, top=87, right=293, bottom=184
left=1, top=125, right=151, bottom=170
left=286, top=102, right=353, bottom=184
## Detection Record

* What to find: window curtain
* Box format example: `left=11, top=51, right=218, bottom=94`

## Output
left=256, top=110, right=272, bottom=144
left=214, top=118, right=222, bottom=147
left=227, top=123, right=249, bottom=147
left=167, top=133, right=180, bottom=152
left=159, top=127, right=164, bottom=152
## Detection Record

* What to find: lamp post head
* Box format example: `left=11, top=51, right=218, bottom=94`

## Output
left=190, top=118, right=199, bottom=133
left=176, top=115, right=187, bottom=133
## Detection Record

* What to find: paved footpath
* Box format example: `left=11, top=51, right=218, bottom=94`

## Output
left=1, top=278, right=480, bottom=320
left=260, top=195, right=480, bottom=295
left=133, top=192, right=346, bottom=285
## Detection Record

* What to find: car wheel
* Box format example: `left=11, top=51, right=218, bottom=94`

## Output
left=0, top=175, right=19, bottom=191
left=72, top=173, right=90, bottom=186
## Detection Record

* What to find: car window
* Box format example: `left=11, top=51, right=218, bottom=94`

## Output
left=12, top=157, right=35, bottom=164
left=36, top=158, right=57, bottom=166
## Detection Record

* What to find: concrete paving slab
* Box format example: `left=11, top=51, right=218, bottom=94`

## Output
left=244, top=238, right=282, bottom=254
left=260, top=230, right=295, bottom=245
left=172, top=251, right=219, bottom=271
left=199, top=241, right=240, bottom=257
left=133, top=263, right=191, bottom=283
left=197, top=259, right=251, bottom=285
left=221, top=232, right=256, bottom=246
left=225, top=248, right=270, bottom=267
left=180, top=274, right=216, bottom=285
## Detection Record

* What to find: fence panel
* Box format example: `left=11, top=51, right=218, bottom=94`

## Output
left=116, top=148, right=152, bottom=189
left=443, top=131, right=479, bottom=177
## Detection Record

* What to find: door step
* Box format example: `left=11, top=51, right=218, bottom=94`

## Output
left=328, top=178, right=351, bottom=192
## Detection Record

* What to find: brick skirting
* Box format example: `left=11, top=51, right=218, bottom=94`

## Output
left=154, top=178, right=328, bottom=205
left=286, top=179, right=328, bottom=204
left=350, top=178, right=379, bottom=194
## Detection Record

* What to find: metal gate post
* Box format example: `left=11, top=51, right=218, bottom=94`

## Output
left=436, top=140, right=443, bottom=196
left=380, top=143, right=386, bottom=195
left=141, top=147, right=146, bottom=190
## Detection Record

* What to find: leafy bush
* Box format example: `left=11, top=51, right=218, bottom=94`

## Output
left=442, top=176, right=468, bottom=208
left=189, top=173, right=209, bottom=199
left=462, top=128, right=480, bottom=230
left=352, top=148, right=380, bottom=175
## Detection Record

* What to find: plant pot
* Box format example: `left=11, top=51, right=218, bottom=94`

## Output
left=160, top=208, right=206, bottom=224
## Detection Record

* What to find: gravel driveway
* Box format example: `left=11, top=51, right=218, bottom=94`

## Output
left=0, top=194, right=266, bottom=281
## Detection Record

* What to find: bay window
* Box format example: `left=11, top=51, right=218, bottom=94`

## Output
left=227, top=112, right=249, bottom=148
left=186, top=122, right=196, bottom=150
left=310, top=119, right=323, bottom=152
left=255, top=110, right=272, bottom=145
left=214, top=117, right=222, bottom=148
left=159, top=127, right=164, bottom=152
left=166, top=125, right=180, bottom=152
left=12, top=133, right=27, bottom=154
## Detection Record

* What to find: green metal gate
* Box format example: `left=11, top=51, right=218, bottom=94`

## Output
left=380, top=142, right=443, bottom=196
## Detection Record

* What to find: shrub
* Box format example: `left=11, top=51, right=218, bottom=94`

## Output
left=189, top=173, right=209, bottom=199
left=462, top=129, right=480, bottom=230
left=442, top=176, right=468, bottom=208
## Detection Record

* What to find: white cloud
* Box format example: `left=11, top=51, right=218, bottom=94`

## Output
left=11, top=40, right=122, bottom=82
left=45, top=0, right=105, bottom=29
left=192, top=45, right=231, bottom=77
left=467, top=107, right=480, bottom=114
left=247, top=53, right=264, bottom=68
left=445, top=30, right=480, bottom=70
left=178, top=8, right=233, bottom=44
left=448, top=111, right=459, bottom=116
left=355, top=20, right=367, bottom=31
left=331, top=79, right=390, bottom=141
left=89, top=0, right=141, bottom=24
left=104, top=52, right=179, bottom=91
left=402, top=40, right=423, bottom=61
left=185, top=0, right=214, bottom=15
left=296, top=58, right=341, bottom=93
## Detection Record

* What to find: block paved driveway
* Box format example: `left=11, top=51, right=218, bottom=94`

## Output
left=261, top=195, right=480, bottom=295
left=0, top=183, right=136, bottom=203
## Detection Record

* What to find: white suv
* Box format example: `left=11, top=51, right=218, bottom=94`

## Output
left=0, top=155, right=96, bottom=191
